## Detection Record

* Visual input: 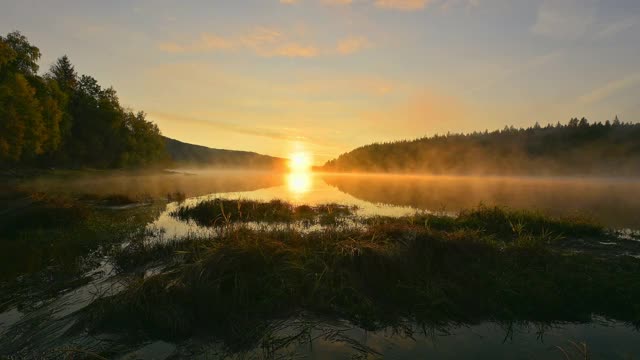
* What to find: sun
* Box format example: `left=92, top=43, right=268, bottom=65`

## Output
left=288, top=152, right=313, bottom=172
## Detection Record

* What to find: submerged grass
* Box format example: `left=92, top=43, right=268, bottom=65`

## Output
left=79, top=201, right=640, bottom=353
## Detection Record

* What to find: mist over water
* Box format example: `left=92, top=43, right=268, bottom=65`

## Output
left=321, top=173, right=640, bottom=230
left=17, top=169, right=640, bottom=230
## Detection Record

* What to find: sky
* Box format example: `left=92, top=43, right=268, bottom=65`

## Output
left=1, top=0, right=639, bottom=163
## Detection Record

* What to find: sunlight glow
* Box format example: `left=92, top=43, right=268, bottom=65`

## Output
left=286, top=150, right=313, bottom=196
left=286, top=172, right=312, bottom=195
left=288, top=152, right=313, bottom=172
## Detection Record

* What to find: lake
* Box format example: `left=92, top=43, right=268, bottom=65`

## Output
left=2, top=170, right=640, bottom=359
left=19, top=170, right=640, bottom=229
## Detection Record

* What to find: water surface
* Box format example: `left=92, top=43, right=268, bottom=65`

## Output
left=21, top=170, right=640, bottom=229
left=3, top=170, right=640, bottom=358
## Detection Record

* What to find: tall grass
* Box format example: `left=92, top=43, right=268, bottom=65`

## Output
left=170, top=198, right=357, bottom=226
left=80, top=203, right=639, bottom=351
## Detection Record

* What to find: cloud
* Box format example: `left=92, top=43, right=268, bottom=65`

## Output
left=531, top=0, right=597, bottom=40
left=336, top=36, right=371, bottom=55
left=278, top=0, right=477, bottom=11
left=595, top=16, right=638, bottom=39
left=239, top=27, right=283, bottom=48
left=148, top=110, right=350, bottom=161
left=150, top=111, right=298, bottom=142
left=322, top=0, right=353, bottom=5
left=439, top=0, right=479, bottom=11
left=372, top=0, right=476, bottom=12
left=577, top=72, right=640, bottom=105
left=260, top=43, right=320, bottom=57
left=374, top=0, right=432, bottom=11
left=158, top=27, right=318, bottom=58
left=159, top=28, right=373, bottom=58
left=280, top=0, right=353, bottom=5
left=158, top=33, right=235, bottom=53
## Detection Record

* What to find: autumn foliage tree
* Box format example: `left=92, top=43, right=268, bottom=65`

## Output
left=0, top=32, right=55, bottom=162
left=0, top=31, right=166, bottom=168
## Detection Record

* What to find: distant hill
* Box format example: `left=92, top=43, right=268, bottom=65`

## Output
left=322, top=119, right=640, bottom=176
left=163, top=137, right=287, bottom=170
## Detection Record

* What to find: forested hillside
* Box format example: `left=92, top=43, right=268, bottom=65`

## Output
left=323, top=119, right=640, bottom=176
left=0, top=31, right=166, bottom=169
left=164, top=137, right=286, bottom=170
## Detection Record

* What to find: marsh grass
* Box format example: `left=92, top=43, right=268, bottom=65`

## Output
left=0, top=192, right=163, bottom=300
left=2, top=193, right=636, bottom=356
left=80, top=202, right=640, bottom=352
left=170, top=198, right=357, bottom=227
left=0, top=192, right=90, bottom=233
left=366, top=205, right=604, bottom=244
left=0, top=191, right=153, bottom=238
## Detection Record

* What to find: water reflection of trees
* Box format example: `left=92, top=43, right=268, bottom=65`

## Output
left=322, top=175, right=640, bottom=229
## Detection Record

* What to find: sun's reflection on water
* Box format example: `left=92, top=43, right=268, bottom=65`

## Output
left=286, top=149, right=314, bottom=197
left=286, top=171, right=312, bottom=195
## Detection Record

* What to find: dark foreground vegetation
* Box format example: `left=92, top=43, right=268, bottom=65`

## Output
left=323, top=118, right=640, bottom=176
left=2, top=191, right=640, bottom=357
left=171, top=198, right=357, bottom=226
left=72, top=200, right=640, bottom=354
left=0, top=190, right=161, bottom=284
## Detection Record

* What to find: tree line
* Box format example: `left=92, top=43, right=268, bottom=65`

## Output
left=323, top=118, right=640, bottom=176
left=0, top=31, right=166, bottom=169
